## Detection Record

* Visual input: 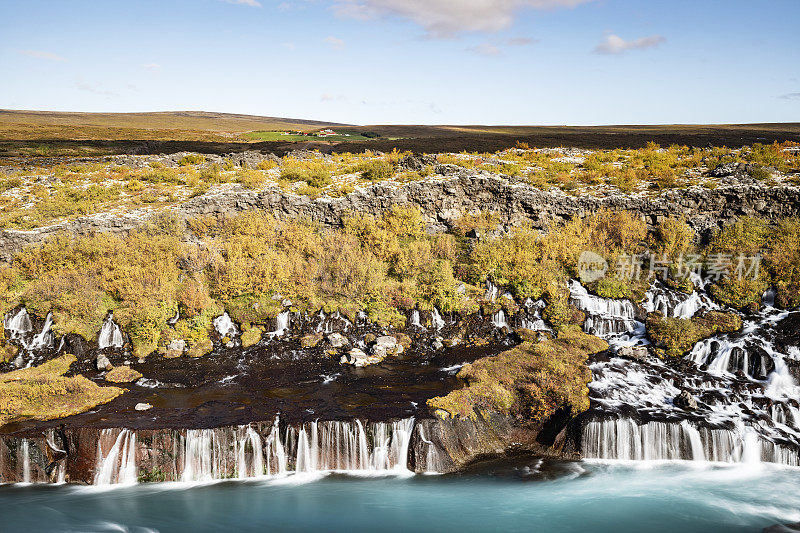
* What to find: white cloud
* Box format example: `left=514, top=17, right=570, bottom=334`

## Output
left=75, top=80, right=117, bottom=97
left=324, top=36, right=345, bottom=49
left=779, top=92, right=800, bottom=100
left=468, top=43, right=502, bottom=56
left=142, top=63, right=162, bottom=72
left=332, top=0, right=593, bottom=38
left=594, top=33, right=665, bottom=54
left=507, top=37, right=537, bottom=46
left=221, top=0, right=262, bottom=7
left=19, top=49, right=65, bottom=61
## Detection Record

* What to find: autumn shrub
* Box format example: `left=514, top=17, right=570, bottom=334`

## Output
left=357, top=159, right=393, bottom=181
left=280, top=157, right=333, bottom=188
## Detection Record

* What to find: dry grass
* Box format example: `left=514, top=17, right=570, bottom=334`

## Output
left=0, top=355, right=123, bottom=427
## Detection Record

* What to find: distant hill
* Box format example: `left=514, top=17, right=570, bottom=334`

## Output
left=0, top=109, right=798, bottom=157
left=0, top=110, right=350, bottom=141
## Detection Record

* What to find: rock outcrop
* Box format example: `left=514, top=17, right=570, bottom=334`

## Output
left=3, top=172, right=800, bottom=261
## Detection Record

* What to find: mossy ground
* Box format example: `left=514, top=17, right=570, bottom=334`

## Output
left=646, top=311, right=743, bottom=358
left=0, top=355, right=123, bottom=427
left=427, top=328, right=608, bottom=421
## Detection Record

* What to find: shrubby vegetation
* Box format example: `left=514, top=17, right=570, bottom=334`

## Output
left=1, top=200, right=799, bottom=361
left=2, top=142, right=798, bottom=230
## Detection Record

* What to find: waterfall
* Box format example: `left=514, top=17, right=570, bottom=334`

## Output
left=172, top=417, right=416, bottom=482
left=642, top=282, right=717, bottom=319
left=520, top=299, right=549, bottom=331
left=212, top=312, right=239, bottom=340
left=29, top=312, right=54, bottom=351
left=582, top=418, right=800, bottom=466
left=95, top=429, right=138, bottom=485
left=98, top=313, right=124, bottom=349
left=431, top=308, right=445, bottom=330
left=315, top=310, right=351, bottom=334
left=569, top=280, right=640, bottom=340
left=491, top=310, right=508, bottom=329
left=236, top=426, right=265, bottom=478
left=409, top=310, right=422, bottom=328
left=181, top=429, right=219, bottom=482
left=4, top=307, right=33, bottom=350
left=21, top=439, right=31, bottom=483
left=417, top=425, right=446, bottom=473
left=295, top=426, right=313, bottom=473
left=7, top=417, right=427, bottom=485
left=269, top=310, right=290, bottom=337
left=485, top=280, right=499, bottom=301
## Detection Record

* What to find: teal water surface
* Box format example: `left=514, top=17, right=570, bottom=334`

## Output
left=1, top=461, right=798, bottom=533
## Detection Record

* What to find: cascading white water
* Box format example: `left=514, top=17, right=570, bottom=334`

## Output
left=98, top=313, right=124, bottom=349
left=95, top=429, right=138, bottom=485
left=569, top=280, right=640, bottom=341
left=315, top=310, right=352, bottom=334
left=21, top=439, right=31, bottom=483
left=417, top=425, right=447, bottom=473
left=642, top=281, right=718, bottom=319
left=212, top=312, right=239, bottom=340
left=583, top=418, right=800, bottom=466
left=431, top=308, right=445, bottom=330
left=409, top=310, right=422, bottom=328
left=269, top=310, right=291, bottom=337
left=485, top=280, right=499, bottom=301
left=174, top=417, right=416, bottom=482
left=579, top=274, right=800, bottom=467
left=4, top=307, right=33, bottom=346
left=520, top=299, right=549, bottom=331
left=29, top=312, right=54, bottom=351
left=236, top=426, right=265, bottom=478
left=491, top=310, right=508, bottom=329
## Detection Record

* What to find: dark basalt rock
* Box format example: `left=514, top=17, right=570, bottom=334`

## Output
left=673, top=390, right=699, bottom=411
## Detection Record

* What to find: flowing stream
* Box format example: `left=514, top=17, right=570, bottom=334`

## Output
left=0, top=461, right=798, bottom=533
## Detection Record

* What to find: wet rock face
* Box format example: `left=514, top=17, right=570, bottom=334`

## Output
left=410, top=411, right=569, bottom=474
left=3, top=174, right=800, bottom=262
left=673, top=391, right=698, bottom=411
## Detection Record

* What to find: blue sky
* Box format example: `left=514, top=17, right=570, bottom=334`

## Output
left=1, top=0, right=798, bottom=125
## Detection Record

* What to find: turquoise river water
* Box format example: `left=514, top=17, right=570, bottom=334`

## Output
left=0, top=460, right=798, bottom=532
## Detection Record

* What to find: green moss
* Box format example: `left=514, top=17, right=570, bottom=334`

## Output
left=0, top=355, right=124, bottom=427
left=427, top=328, right=608, bottom=421
left=240, top=325, right=264, bottom=348
left=646, top=311, right=743, bottom=358
left=105, top=366, right=143, bottom=383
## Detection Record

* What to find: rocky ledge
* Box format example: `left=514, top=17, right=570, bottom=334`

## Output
left=2, top=170, right=799, bottom=262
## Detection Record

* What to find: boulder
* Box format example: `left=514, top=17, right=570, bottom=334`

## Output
left=617, top=345, right=648, bottom=361
left=241, top=326, right=264, bottom=348
left=135, top=402, right=153, bottom=411
left=187, top=338, right=213, bottom=358
left=165, top=339, right=186, bottom=358
left=372, top=335, right=403, bottom=358
left=96, top=353, right=112, bottom=371
left=301, top=333, right=323, bottom=348
left=327, top=333, right=349, bottom=348
left=673, top=390, right=698, bottom=410
left=340, top=348, right=378, bottom=367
